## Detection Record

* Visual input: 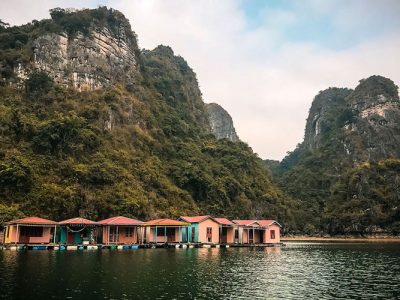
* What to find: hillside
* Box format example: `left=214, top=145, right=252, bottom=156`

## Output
left=273, top=76, right=400, bottom=235
left=0, top=7, right=298, bottom=227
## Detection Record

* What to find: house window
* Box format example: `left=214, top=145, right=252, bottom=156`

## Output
left=206, top=227, right=212, bottom=236
left=125, top=227, right=133, bottom=237
left=234, top=229, right=239, bottom=239
left=270, top=230, right=276, bottom=239
left=157, top=228, right=165, bottom=237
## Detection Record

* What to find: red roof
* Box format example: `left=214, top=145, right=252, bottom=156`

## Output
left=180, top=215, right=210, bottom=223
left=7, top=216, right=57, bottom=225
left=145, top=219, right=188, bottom=226
left=233, top=220, right=260, bottom=226
left=58, top=217, right=98, bottom=225
left=98, top=216, right=143, bottom=225
left=214, top=218, right=234, bottom=226
left=257, top=220, right=281, bottom=227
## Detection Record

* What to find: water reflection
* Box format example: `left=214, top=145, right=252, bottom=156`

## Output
left=0, top=243, right=399, bottom=299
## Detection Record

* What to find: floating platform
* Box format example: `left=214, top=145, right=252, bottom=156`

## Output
left=0, top=242, right=283, bottom=250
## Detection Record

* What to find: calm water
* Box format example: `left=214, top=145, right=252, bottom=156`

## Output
left=0, top=242, right=399, bottom=299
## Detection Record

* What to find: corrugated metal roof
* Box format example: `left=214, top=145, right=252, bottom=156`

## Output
left=58, top=217, right=98, bottom=225
left=179, top=215, right=210, bottom=223
left=214, top=218, right=234, bottom=225
left=98, top=216, right=143, bottom=225
left=144, top=219, right=188, bottom=226
left=7, top=216, right=57, bottom=225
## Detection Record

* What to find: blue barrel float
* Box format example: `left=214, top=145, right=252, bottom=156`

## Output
left=33, top=246, right=47, bottom=250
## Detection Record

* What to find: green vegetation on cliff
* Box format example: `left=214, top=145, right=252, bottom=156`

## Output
left=271, top=76, right=400, bottom=235
left=0, top=9, right=298, bottom=227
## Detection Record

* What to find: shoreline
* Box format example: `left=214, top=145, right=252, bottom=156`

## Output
left=281, top=236, right=400, bottom=243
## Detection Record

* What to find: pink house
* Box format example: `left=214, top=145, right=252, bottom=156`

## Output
left=98, top=216, right=144, bottom=245
left=144, top=219, right=188, bottom=243
left=233, top=220, right=265, bottom=244
left=233, top=220, right=281, bottom=244
left=180, top=216, right=220, bottom=244
left=4, top=217, right=57, bottom=245
left=258, top=220, right=281, bottom=243
left=214, top=218, right=235, bottom=244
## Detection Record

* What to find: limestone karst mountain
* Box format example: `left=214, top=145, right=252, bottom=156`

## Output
left=273, top=76, right=400, bottom=234
left=0, top=7, right=297, bottom=227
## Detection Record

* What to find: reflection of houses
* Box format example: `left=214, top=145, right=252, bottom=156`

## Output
left=144, top=219, right=189, bottom=244
left=58, top=217, right=98, bottom=245
left=4, top=217, right=57, bottom=245
left=180, top=216, right=220, bottom=244
left=98, top=216, right=144, bottom=245
left=214, top=218, right=235, bottom=244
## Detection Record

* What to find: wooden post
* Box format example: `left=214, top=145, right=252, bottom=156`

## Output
left=154, top=226, right=157, bottom=243
left=164, top=226, right=166, bottom=243
left=53, top=225, right=57, bottom=244
left=253, top=228, right=255, bottom=244
left=3, top=226, right=7, bottom=244
left=116, top=226, right=119, bottom=244
left=16, top=224, right=19, bottom=244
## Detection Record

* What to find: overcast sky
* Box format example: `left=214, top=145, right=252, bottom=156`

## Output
left=2, top=0, right=400, bottom=160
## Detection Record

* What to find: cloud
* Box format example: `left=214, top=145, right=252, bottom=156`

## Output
left=2, top=0, right=400, bottom=160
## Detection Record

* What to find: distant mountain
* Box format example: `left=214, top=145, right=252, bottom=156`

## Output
left=0, top=7, right=297, bottom=227
left=272, top=76, right=400, bottom=235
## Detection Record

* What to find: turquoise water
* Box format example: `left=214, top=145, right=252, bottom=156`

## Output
left=0, top=242, right=399, bottom=299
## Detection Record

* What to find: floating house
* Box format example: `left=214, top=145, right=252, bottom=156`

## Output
left=4, top=217, right=57, bottom=245
left=58, top=217, right=98, bottom=245
left=233, top=220, right=281, bottom=244
left=214, top=218, right=235, bottom=244
left=144, top=219, right=188, bottom=244
left=98, top=216, right=144, bottom=245
left=233, top=220, right=265, bottom=244
left=180, top=216, right=220, bottom=244
left=257, top=220, right=281, bottom=243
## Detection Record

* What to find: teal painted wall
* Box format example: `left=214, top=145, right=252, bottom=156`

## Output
left=57, top=227, right=91, bottom=244
left=182, top=224, right=199, bottom=243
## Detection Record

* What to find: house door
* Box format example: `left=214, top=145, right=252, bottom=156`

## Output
left=249, top=230, right=254, bottom=244
left=191, top=227, right=196, bottom=243
left=167, top=228, right=175, bottom=242
left=109, top=227, right=119, bottom=243
left=221, top=227, right=227, bottom=243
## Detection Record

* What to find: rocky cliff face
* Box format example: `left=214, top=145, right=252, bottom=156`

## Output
left=276, top=75, right=400, bottom=234
left=206, top=103, right=239, bottom=142
left=344, top=76, right=400, bottom=162
left=0, top=7, right=298, bottom=229
left=12, top=8, right=139, bottom=90
left=302, top=76, right=400, bottom=163
left=303, top=88, right=352, bottom=151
